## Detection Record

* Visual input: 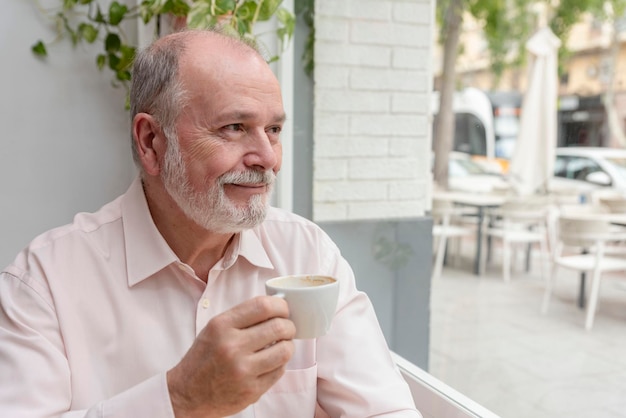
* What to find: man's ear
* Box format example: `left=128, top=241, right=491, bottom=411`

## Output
left=133, top=113, right=166, bottom=176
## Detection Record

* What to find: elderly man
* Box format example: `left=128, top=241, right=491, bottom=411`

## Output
left=0, top=29, right=421, bottom=417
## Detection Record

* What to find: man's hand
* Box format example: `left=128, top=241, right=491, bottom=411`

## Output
left=167, top=295, right=296, bottom=418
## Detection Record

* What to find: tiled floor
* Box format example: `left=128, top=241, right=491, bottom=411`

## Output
left=429, top=244, right=626, bottom=418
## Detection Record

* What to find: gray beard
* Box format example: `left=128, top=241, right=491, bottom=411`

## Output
left=161, top=134, right=275, bottom=233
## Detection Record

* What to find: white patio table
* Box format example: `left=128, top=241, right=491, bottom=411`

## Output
left=432, top=191, right=507, bottom=275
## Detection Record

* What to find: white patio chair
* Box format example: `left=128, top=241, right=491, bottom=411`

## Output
left=431, top=198, right=475, bottom=281
left=599, top=196, right=626, bottom=213
left=558, top=203, right=626, bottom=255
left=479, top=197, right=551, bottom=282
left=591, top=188, right=626, bottom=206
left=547, top=186, right=582, bottom=206
left=541, top=215, right=626, bottom=330
left=547, top=203, right=606, bottom=268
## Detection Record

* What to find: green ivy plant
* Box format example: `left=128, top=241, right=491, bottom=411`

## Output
left=32, top=0, right=296, bottom=104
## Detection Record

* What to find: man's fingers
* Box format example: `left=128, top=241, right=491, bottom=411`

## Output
left=246, top=317, right=296, bottom=351
left=220, top=295, right=290, bottom=329
left=252, top=339, right=295, bottom=376
left=201, top=296, right=295, bottom=358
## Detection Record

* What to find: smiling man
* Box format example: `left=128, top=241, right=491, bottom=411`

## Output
left=0, top=29, right=421, bottom=418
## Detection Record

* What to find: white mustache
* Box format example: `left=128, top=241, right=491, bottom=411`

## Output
left=218, top=170, right=276, bottom=186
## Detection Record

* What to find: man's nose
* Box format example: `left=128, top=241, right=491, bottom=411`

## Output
left=244, top=130, right=280, bottom=170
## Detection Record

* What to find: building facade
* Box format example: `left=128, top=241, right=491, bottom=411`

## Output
left=435, top=11, right=626, bottom=149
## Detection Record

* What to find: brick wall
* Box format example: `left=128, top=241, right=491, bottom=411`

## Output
left=313, top=0, right=434, bottom=222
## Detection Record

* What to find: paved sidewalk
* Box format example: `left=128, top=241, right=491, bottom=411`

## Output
left=429, top=247, right=626, bottom=418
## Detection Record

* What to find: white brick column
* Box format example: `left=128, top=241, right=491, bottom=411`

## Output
left=313, top=0, right=434, bottom=222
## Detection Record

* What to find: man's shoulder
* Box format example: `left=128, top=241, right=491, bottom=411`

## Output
left=258, top=207, right=337, bottom=247
left=262, top=207, right=322, bottom=231
left=9, top=196, right=124, bottom=266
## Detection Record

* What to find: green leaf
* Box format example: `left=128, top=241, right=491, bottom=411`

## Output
left=236, top=1, right=256, bottom=20
left=78, top=0, right=93, bottom=4
left=93, top=6, right=106, bottom=23
left=221, top=24, right=242, bottom=38
left=116, top=69, right=131, bottom=81
left=108, top=1, right=128, bottom=26
left=78, top=23, right=99, bottom=43
left=140, top=0, right=160, bottom=11
left=258, top=0, right=283, bottom=21
left=170, top=0, right=190, bottom=16
left=118, top=44, right=136, bottom=71
left=276, top=8, right=295, bottom=39
left=108, top=52, right=120, bottom=70
left=215, top=0, right=237, bottom=14
left=31, top=41, right=47, bottom=57
left=159, top=0, right=174, bottom=14
left=187, top=1, right=212, bottom=28
left=277, top=27, right=287, bottom=43
left=96, top=54, right=106, bottom=70
left=237, top=18, right=251, bottom=35
left=139, top=9, right=153, bottom=24
left=105, top=33, right=121, bottom=53
left=63, top=0, right=77, bottom=10
left=139, top=0, right=155, bottom=24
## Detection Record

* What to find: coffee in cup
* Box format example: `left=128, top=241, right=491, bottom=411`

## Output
left=265, top=274, right=339, bottom=339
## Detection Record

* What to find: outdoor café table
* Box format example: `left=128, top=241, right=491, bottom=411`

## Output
left=558, top=211, right=626, bottom=308
left=432, top=191, right=507, bottom=275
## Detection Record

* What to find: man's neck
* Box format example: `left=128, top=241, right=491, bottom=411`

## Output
left=142, top=179, right=234, bottom=282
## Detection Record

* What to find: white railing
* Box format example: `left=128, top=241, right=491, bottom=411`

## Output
left=392, top=352, right=501, bottom=418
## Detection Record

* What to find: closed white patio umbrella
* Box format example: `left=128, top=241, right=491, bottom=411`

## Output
left=509, top=27, right=561, bottom=196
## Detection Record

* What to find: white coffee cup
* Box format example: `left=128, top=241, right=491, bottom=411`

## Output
left=265, top=274, right=339, bottom=339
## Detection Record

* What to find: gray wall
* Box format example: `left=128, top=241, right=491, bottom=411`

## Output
left=1, top=1, right=136, bottom=268
left=292, top=13, right=314, bottom=220
left=319, top=218, right=432, bottom=369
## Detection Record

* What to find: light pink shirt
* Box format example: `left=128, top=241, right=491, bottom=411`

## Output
left=0, top=177, right=421, bottom=418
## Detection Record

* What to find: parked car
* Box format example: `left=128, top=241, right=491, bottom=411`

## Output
left=551, top=147, right=626, bottom=194
left=447, top=152, right=511, bottom=193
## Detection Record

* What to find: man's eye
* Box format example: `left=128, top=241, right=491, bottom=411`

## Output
left=268, top=126, right=282, bottom=134
left=224, top=124, right=243, bottom=131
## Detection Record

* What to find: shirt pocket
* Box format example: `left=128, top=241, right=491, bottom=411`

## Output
left=253, top=364, right=317, bottom=418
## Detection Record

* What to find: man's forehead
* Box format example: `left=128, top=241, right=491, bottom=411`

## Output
left=212, top=106, right=287, bottom=124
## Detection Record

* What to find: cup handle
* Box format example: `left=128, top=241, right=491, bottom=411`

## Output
left=264, top=292, right=289, bottom=348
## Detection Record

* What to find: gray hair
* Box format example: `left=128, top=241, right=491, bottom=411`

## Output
left=129, top=35, right=187, bottom=164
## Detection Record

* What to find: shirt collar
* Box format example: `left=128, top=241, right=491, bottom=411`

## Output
left=122, top=177, right=179, bottom=287
left=223, top=228, right=274, bottom=270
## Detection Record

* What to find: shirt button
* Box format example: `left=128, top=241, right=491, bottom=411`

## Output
left=177, top=264, right=186, bottom=271
left=201, top=298, right=210, bottom=309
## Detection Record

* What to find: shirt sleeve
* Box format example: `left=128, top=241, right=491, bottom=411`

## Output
left=0, top=271, right=175, bottom=418
left=314, top=252, right=422, bottom=417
